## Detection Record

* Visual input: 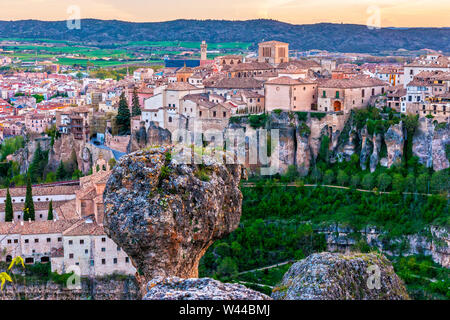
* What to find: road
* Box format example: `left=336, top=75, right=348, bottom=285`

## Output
left=240, top=182, right=438, bottom=197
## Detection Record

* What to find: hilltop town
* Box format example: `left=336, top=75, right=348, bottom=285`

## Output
left=0, top=39, right=448, bottom=299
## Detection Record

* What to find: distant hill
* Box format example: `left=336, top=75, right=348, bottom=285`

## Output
left=0, top=19, right=449, bottom=53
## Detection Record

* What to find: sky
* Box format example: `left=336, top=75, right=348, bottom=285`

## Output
left=0, top=0, right=449, bottom=27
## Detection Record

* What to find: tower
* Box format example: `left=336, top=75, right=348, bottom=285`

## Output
left=200, top=41, right=207, bottom=61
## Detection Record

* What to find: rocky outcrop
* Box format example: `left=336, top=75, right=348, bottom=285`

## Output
left=369, top=133, right=382, bottom=173
left=316, top=224, right=449, bottom=268
left=272, top=252, right=409, bottom=300
left=103, top=146, right=243, bottom=286
left=128, top=121, right=172, bottom=153
left=431, top=123, right=450, bottom=171
left=384, top=121, right=404, bottom=168
left=359, top=126, right=373, bottom=170
left=9, top=136, right=52, bottom=174
left=413, top=118, right=450, bottom=171
left=143, top=277, right=271, bottom=300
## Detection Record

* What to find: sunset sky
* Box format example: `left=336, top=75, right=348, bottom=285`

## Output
left=1, top=0, right=449, bottom=27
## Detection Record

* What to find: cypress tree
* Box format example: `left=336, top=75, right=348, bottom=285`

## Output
left=23, top=176, right=35, bottom=221
left=47, top=200, right=53, bottom=221
left=5, top=187, right=13, bottom=222
left=116, top=92, right=131, bottom=135
left=131, top=87, right=141, bottom=117
left=56, top=161, right=66, bottom=181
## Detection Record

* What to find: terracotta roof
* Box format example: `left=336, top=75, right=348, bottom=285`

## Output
left=318, top=76, right=387, bottom=89
left=0, top=219, right=80, bottom=235
left=206, top=77, right=264, bottom=89
left=265, top=76, right=317, bottom=85
left=0, top=185, right=80, bottom=198
left=230, top=62, right=273, bottom=72
left=277, top=60, right=321, bottom=70
left=63, top=218, right=105, bottom=236
left=259, top=40, right=289, bottom=46
left=166, top=82, right=199, bottom=91
left=54, top=200, right=78, bottom=220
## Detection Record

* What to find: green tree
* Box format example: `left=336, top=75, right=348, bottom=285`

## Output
left=318, top=135, right=330, bottom=163
left=215, top=257, right=238, bottom=281
left=430, top=170, right=449, bottom=193
left=116, top=92, right=131, bottom=136
left=47, top=200, right=53, bottom=221
left=350, top=175, right=361, bottom=188
left=131, top=87, right=141, bottom=117
left=392, top=173, right=405, bottom=192
left=336, top=170, right=349, bottom=186
left=5, top=187, right=13, bottom=222
left=404, top=174, right=415, bottom=192
left=56, top=161, right=66, bottom=181
left=416, top=173, right=430, bottom=194
left=362, top=173, right=374, bottom=190
left=23, top=176, right=35, bottom=221
left=323, top=169, right=335, bottom=185
left=377, top=173, right=392, bottom=191
left=28, top=142, right=45, bottom=182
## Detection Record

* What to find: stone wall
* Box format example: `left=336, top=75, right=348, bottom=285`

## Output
left=0, top=278, right=140, bottom=300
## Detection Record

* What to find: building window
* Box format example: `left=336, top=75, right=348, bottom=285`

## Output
left=34, top=239, right=39, bottom=243
left=362, top=89, right=365, bottom=98
left=101, top=247, right=106, bottom=252
left=69, top=240, right=73, bottom=245
left=69, top=254, right=74, bottom=259
left=7, top=239, right=11, bottom=244
left=85, top=249, right=88, bottom=254
left=24, top=239, right=29, bottom=244
left=223, top=112, right=227, bottom=117
left=47, top=238, right=51, bottom=243
left=102, top=237, right=106, bottom=242
left=102, top=259, right=106, bottom=265
left=58, top=237, right=62, bottom=242
left=213, top=111, right=217, bottom=117
left=14, top=239, right=18, bottom=244
left=113, top=258, right=118, bottom=264
left=80, top=240, right=84, bottom=244
left=125, top=257, right=129, bottom=263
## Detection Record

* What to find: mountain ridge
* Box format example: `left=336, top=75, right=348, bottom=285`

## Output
left=0, top=19, right=449, bottom=53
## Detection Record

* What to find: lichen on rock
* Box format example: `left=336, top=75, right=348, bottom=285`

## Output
left=143, top=277, right=271, bottom=300
left=272, top=252, right=409, bottom=300
left=103, top=146, right=243, bottom=287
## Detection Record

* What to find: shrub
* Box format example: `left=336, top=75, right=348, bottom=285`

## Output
left=323, top=169, right=335, bottom=185
left=362, top=174, right=374, bottom=190
left=336, top=170, right=349, bottom=186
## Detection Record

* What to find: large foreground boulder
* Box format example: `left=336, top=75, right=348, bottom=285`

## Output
left=143, top=277, right=271, bottom=300
left=103, top=146, right=243, bottom=286
left=272, top=252, right=409, bottom=300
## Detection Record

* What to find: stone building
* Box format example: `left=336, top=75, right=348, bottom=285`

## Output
left=265, top=76, right=318, bottom=112
left=258, top=41, right=289, bottom=65
left=317, top=77, right=388, bottom=113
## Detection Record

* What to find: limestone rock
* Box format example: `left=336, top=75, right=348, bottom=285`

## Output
left=359, top=126, right=373, bottom=170
left=431, top=123, right=449, bottom=171
left=384, top=122, right=404, bottom=168
left=103, top=146, right=243, bottom=286
left=128, top=121, right=172, bottom=153
left=143, top=277, right=271, bottom=300
left=272, top=252, right=409, bottom=300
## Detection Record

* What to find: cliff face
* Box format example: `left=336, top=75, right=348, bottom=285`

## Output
left=103, top=147, right=243, bottom=286
left=0, top=278, right=139, bottom=300
left=272, top=252, right=409, bottom=300
left=143, top=277, right=271, bottom=300
left=316, top=225, right=450, bottom=268
left=227, top=112, right=449, bottom=175
left=413, top=118, right=450, bottom=171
